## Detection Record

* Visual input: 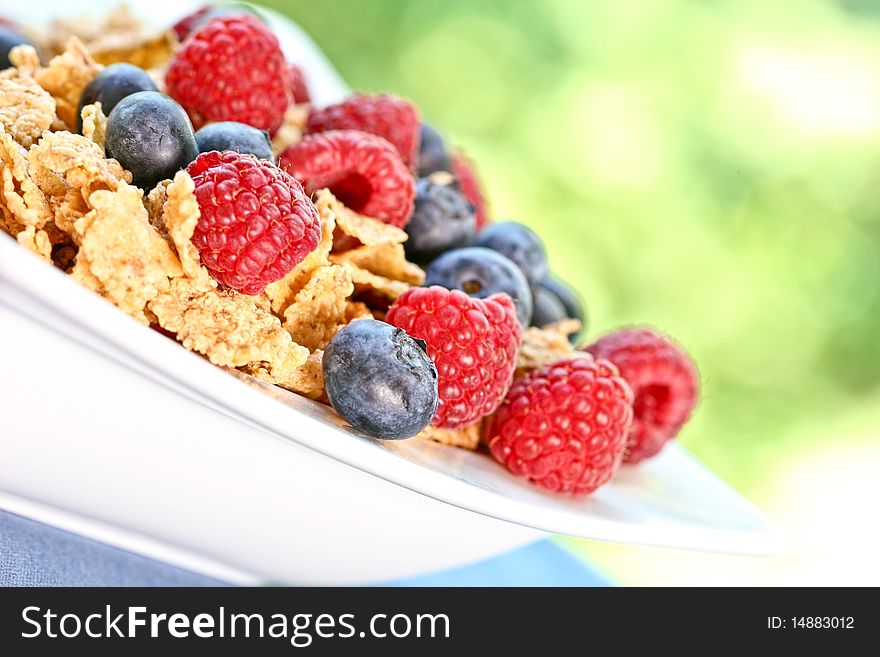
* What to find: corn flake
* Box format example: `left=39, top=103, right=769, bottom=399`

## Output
left=284, top=350, right=326, bottom=400
left=15, top=225, right=52, bottom=261
left=28, top=130, right=130, bottom=204
left=144, top=179, right=170, bottom=234
left=45, top=5, right=143, bottom=56
left=8, top=45, right=41, bottom=77
left=331, top=241, right=424, bottom=285
left=72, top=182, right=181, bottom=323
left=150, top=278, right=304, bottom=369
left=90, top=31, right=177, bottom=70
left=0, top=130, right=52, bottom=235
left=35, top=37, right=102, bottom=130
left=49, top=187, right=90, bottom=241
left=515, top=319, right=582, bottom=379
left=158, top=171, right=214, bottom=290
left=70, top=250, right=107, bottom=296
left=345, top=261, right=411, bottom=300
left=327, top=191, right=409, bottom=246
left=271, top=104, right=308, bottom=156
left=282, top=264, right=354, bottom=350
left=345, top=301, right=374, bottom=322
left=248, top=349, right=326, bottom=401
left=263, top=188, right=337, bottom=314
left=417, top=421, right=483, bottom=450
left=0, top=68, right=57, bottom=149
left=80, top=102, right=107, bottom=150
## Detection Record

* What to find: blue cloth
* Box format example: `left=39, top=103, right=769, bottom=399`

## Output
left=0, top=509, right=607, bottom=586
left=386, top=541, right=608, bottom=586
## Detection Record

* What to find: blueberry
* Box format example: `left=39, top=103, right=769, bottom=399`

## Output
left=425, top=247, right=533, bottom=327
left=417, top=123, right=451, bottom=177
left=105, top=92, right=198, bottom=191
left=0, top=26, right=35, bottom=69
left=195, top=121, right=274, bottom=162
left=323, top=320, right=438, bottom=440
left=405, top=174, right=475, bottom=265
left=77, top=63, right=158, bottom=133
left=531, top=286, right=568, bottom=328
left=473, top=221, right=548, bottom=291
left=540, top=276, right=586, bottom=324
left=537, top=276, right=587, bottom=341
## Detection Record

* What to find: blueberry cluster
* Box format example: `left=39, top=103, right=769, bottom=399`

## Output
left=77, top=64, right=276, bottom=191
left=406, top=123, right=586, bottom=337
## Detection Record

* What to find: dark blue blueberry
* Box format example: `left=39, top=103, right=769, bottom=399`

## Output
left=473, top=221, right=548, bottom=291
left=0, top=26, right=35, bottom=69
left=323, top=320, right=439, bottom=440
left=537, top=276, right=587, bottom=341
left=195, top=121, right=274, bottom=162
left=425, top=246, right=533, bottom=327
left=77, top=63, right=158, bottom=133
left=105, top=92, right=198, bottom=191
left=417, top=123, right=451, bottom=177
left=404, top=174, right=475, bottom=265
left=531, top=285, right=568, bottom=328
left=540, top=276, right=586, bottom=324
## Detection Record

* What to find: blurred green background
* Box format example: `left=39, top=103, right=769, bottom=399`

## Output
left=264, top=0, right=880, bottom=584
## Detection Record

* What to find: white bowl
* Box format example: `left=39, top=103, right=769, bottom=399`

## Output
left=0, top=1, right=784, bottom=585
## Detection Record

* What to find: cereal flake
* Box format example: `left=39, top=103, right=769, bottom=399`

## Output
left=0, top=68, right=57, bottom=148
left=282, top=264, right=354, bottom=351
left=263, top=187, right=337, bottom=314
left=159, top=171, right=214, bottom=290
left=35, top=37, right=102, bottom=130
left=80, top=102, right=107, bottom=150
left=15, top=225, right=52, bottom=261
left=345, top=261, right=411, bottom=300
left=327, top=191, right=409, bottom=246
left=8, top=45, right=41, bottom=77
left=417, top=421, right=483, bottom=450
left=331, top=241, right=424, bottom=285
left=150, top=278, right=304, bottom=369
left=72, top=182, right=182, bottom=323
left=0, top=130, right=51, bottom=235
left=28, top=130, right=130, bottom=205
left=515, top=319, right=582, bottom=379
left=271, top=104, right=308, bottom=156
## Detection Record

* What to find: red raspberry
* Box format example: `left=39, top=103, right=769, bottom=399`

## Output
left=171, top=6, right=214, bottom=42
left=585, top=328, right=699, bottom=463
left=386, top=287, right=521, bottom=429
left=451, top=152, right=489, bottom=230
left=186, top=151, right=321, bottom=295
left=306, top=94, right=420, bottom=169
left=280, top=130, right=415, bottom=228
left=487, top=356, right=634, bottom=494
left=166, top=15, right=291, bottom=133
left=450, top=153, right=489, bottom=231
left=289, top=63, right=311, bottom=105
